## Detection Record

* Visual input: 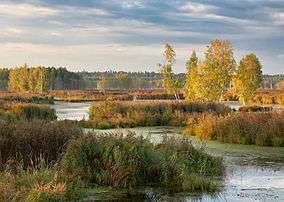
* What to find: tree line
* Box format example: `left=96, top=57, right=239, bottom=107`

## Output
left=0, top=52, right=282, bottom=94
left=160, top=39, right=263, bottom=105
left=0, top=65, right=84, bottom=93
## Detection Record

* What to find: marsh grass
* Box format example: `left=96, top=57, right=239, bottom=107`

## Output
left=183, top=111, right=284, bottom=147
left=0, top=120, right=81, bottom=168
left=7, top=103, right=57, bottom=121
left=61, top=132, right=223, bottom=193
left=0, top=102, right=57, bottom=122
left=89, top=101, right=231, bottom=129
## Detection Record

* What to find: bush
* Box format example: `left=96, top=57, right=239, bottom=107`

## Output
left=183, top=111, right=284, bottom=147
left=89, top=101, right=231, bottom=129
left=0, top=120, right=81, bottom=168
left=61, top=133, right=223, bottom=192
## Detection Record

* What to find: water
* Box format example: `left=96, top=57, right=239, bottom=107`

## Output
left=50, top=101, right=284, bottom=121
left=50, top=101, right=91, bottom=120
left=51, top=101, right=284, bottom=201
left=88, top=127, right=284, bottom=201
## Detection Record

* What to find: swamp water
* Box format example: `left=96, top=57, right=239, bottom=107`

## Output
left=51, top=102, right=284, bottom=201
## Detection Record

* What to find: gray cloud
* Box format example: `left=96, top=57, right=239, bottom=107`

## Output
left=0, top=0, right=283, bottom=73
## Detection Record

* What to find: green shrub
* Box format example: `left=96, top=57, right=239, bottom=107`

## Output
left=61, top=133, right=223, bottom=192
left=89, top=101, right=231, bottom=128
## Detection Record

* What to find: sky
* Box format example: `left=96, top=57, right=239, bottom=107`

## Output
left=0, top=0, right=283, bottom=74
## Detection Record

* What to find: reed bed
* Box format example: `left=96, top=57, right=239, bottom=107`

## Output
left=89, top=101, right=231, bottom=129
left=61, top=133, right=223, bottom=192
left=0, top=120, right=81, bottom=168
left=183, top=111, right=284, bottom=147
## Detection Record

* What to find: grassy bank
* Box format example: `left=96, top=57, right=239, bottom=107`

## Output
left=89, top=101, right=231, bottom=129
left=183, top=111, right=284, bottom=147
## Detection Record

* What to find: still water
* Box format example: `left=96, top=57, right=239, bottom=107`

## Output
left=50, top=101, right=284, bottom=201
left=88, top=127, right=284, bottom=202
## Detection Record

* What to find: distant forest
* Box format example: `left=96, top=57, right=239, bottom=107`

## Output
left=0, top=66, right=283, bottom=92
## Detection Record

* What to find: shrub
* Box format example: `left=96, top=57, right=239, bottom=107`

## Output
left=61, top=133, right=223, bottom=192
left=183, top=111, right=284, bottom=147
left=89, top=101, right=231, bottom=129
left=0, top=120, right=81, bottom=168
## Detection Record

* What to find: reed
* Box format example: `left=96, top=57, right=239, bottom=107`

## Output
left=183, top=111, right=284, bottom=147
left=61, top=132, right=223, bottom=192
left=89, top=101, right=231, bottom=129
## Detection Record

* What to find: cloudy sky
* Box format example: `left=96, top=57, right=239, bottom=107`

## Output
left=0, top=0, right=283, bottom=73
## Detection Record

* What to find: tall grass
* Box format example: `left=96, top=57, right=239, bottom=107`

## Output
left=0, top=122, right=224, bottom=200
left=183, top=111, right=284, bottom=147
left=61, top=133, right=223, bottom=192
left=0, top=120, right=81, bottom=168
left=4, top=103, right=57, bottom=121
left=89, top=101, right=231, bottom=129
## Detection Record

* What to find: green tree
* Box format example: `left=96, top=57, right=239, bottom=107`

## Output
left=185, top=51, right=198, bottom=71
left=159, top=44, right=180, bottom=99
left=0, top=68, right=9, bottom=90
left=234, top=53, right=262, bottom=105
left=202, top=39, right=236, bottom=101
left=9, top=64, right=29, bottom=93
left=35, top=67, right=49, bottom=93
left=28, top=68, right=37, bottom=92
